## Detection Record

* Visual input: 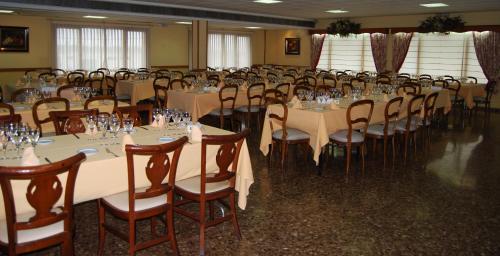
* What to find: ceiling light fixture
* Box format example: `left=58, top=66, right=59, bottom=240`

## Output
left=245, top=27, right=262, bottom=29
left=253, top=0, right=283, bottom=4
left=325, top=10, right=349, bottom=14
left=175, top=21, right=192, bottom=25
left=420, top=3, right=449, bottom=7
left=0, top=10, right=14, bottom=13
left=83, top=15, right=108, bottom=19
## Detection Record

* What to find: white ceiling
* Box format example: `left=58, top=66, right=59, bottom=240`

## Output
left=123, top=0, right=500, bottom=20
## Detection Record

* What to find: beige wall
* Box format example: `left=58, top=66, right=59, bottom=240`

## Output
left=264, top=29, right=310, bottom=67
left=149, top=25, right=189, bottom=67
left=251, top=30, right=265, bottom=65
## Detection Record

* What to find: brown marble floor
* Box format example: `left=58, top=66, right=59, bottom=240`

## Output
left=19, top=112, right=500, bottom=255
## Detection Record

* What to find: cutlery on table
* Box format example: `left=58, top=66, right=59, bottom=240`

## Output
left=105, top=148, right=119, bottom=157
left=139, top=126, right=148, bottom=130
left=44, top=157, right=52, bottom=163
left=73, top=133, right=80, bottom=139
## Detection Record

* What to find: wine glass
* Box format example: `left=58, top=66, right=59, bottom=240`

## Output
left=172, top=112, right=182, bottom=128
left=182, top=112, right=191, bottom=126
left=97, top=114, right=108, bottom=139
left=0, top=134, right=8, bottom=160
left=27, top=129, right=40, bottom=148
left=123, top=118, right=133, bottom=134
left=10, top=132, right=24, bottom=158
left=152, top=108, right=161, bottom=126
left=109, top=118, right=121, bottom=139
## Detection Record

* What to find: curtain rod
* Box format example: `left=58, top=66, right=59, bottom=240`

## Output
left=49, top=19, right=155, bottom=29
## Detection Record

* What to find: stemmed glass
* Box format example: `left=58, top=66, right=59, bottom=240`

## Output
left=86, top=115, right=96, bottom=135
left=0, top=132, right=8, bottom=160
left=182, top=112, right=191, bottom=127
left=123, top=118, right=134, bottom=134
left=109, top=117, right=121, bottom=140
left=163, top=108, right=172, bottom=131
left=172, top=112, right=182, bottom=128
left=27, top=129, right=40, bottom=148
left=152, top=108, right=162, bottom=127
left=97, top=114, right=109, bottom=139
left=10, top=132, right=24, bottom=158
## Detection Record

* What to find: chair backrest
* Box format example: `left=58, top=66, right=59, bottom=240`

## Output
left=49, top=109, right=98, bottom=135
left=443, top=75, right=454, bottom=81
left=56, top=85, right=75, bottom=99
left=485, top=80, right=496, bottom=101
left=0, top=103, right=21, bottom=124
left=0, top=153, right=86, bottom=250
left=466, top=76, right=478, bottom=84
left=218, top=85, right=239, bottom=111
left=114, top=104, right=153, bottom=126
left=89, top=70, right=105, bottom=81
left=153, top=77, right=169, bottom=108
left=169, top=79, right=189, bottom=90
left=275, top=83, right=291, bottom=100
left=84, top=95, right=118, bottom=113
left=405, top=94, right=426, bottom=130
left=264, top=88, right=285, bottom=102
left=398, top=73, right=410, bottom=78
left=305, top=75, right=317, bottom=86
left=293, top=85, right=312, bottom=98
left=267, top=72, right=278, bottom=80
left=170, top=70, right=184, bottom=79
left=322, top=75, right=337, bottom=87
left=265, top=97, right=288, bottom=139
left=114, top=70, right=129, bottom=81
left=423, top=92, right=439, bottom=126
left=350, top=77, right=366, bottom=90
left=403, top=81, right=422, bottom=94
left=33, top=97, right=70, bottom=135
left=183, top=74, right=197, bottom=83
left=347, top=99, right=374, bottom=143
left=432, top=79, right=449, bottom=88
left=200, top=129, right=250, bottom=192
left=342, top=83, right=353, bottom=95
left=446, top=79, right=461, bottom=96
left=376, top=74, right=391, bottom=84
left=51, top=68, right=66, bottom=77
left=207, top=76, right=220, bottom=87
left=97, top=68, right=110, bottom=75
left=124, top=137, right=187, bottom=212
left=419, top=74, right=432, bottom=80
left=11, top=88, right=39, bottom=102
left=397, top=84, right=417, bottom=96
left=246, top=83, right=265, bottom=109
left=246, top=71, right=258, bottom=78
left=314, top=85, right=331, bottom=98
left=66, top=72, right=85, bottom=85
left=105, top=75, right=116, bottom=96
left=38, top=72, right=56, bottom=81
left=384, top=96, right=404, bottom=135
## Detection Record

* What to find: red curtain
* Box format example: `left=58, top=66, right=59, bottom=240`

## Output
left=392, top=32, right=413, bottom=73
left=473, top=31, right=500, bottom=82
left=310, top=34, right=326, bottom=69
left=370, top=33, right=388, bottom=73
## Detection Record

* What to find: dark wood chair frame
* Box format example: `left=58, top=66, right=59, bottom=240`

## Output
left=84, top=96, right=118, bottom=113
left=397, top=94, right=425, bottom=164
left=32, top=97, right=70, bottom=136
left=0, top=103, right=22, bottom=123
left=49, top=109, right=98, bottom=135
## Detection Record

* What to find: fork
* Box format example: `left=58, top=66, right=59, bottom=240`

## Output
left=105, top=148, right=119, bottom=157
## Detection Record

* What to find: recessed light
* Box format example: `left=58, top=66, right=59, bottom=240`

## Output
left=0, top=10, right=14, bottom=14
left=245, top=27, right=262, bottom=29
left=420, top=3, right=449, bottom=7
left=83, top=15, right=107, bottom=19
left=175, top=21, right=192, bottom=25
left=325, top=9, right=349, bottom=14
left=253, top=0, right=282, bottom=4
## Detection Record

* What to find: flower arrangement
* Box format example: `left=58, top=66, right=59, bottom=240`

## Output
left=418, top=14, right=465, bottom=34
left=327, top=19, right=361, bottom=37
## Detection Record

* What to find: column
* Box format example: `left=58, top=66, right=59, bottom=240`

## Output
left=190, top=20, right=208, bottom=70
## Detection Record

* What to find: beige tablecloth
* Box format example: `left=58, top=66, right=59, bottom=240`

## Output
left=260, top=89, right=451, bottom=165
left=116, top=79, right=156, bottom=105
left=0, top=125, right=253, bottom=220
left=460, top=84, right=486, bottom=109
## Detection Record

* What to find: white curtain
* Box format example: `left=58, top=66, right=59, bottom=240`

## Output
left=55, top=24, right=148, bottom=71
left=208, top=32, right=251, bottom=69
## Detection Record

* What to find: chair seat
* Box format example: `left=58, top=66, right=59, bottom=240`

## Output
left=208, top=108, right=233, bottom=116
left=0, top=210, right=63, bottom=244
left=175, top=175, right=230, bottom=194
left=272, top=128, right=310, bottom=141
left=235, top=105, right=260, bottom=113
left=365, top=124, right=395, bottom=136
left=102, top=187, right=167, bottom=212
left=395, top=119, right=418, bottom=132
left=329, top=130, right=364, bottom=143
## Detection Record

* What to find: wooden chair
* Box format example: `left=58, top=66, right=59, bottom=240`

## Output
left=88, top=71, right=105, bottom=94
left=66, top=72, right=85, bottom=86
left=366, top=97, right=403, bottom=168
left=376, top=74, right=391, bottom=84
left=432, top=79, right=448, bottom=88
left=305, top=75, right=317, bottom=87
left=421, top=92, right=439, bottom=149
left=314, top=85, right=331, bottom=98
left=396, top=84, right=417, bottom=96
left=446, top=79, right=465, bottom=108
left=419, top=74, right=432, bottom=80
left=350, top=77, right=366, bottom=90
left=264, top=89, right=285, bottom=102
left=114, top=70, right=130, bottom=81
left=235, top=83, right=265, bottom=129
left=246, top=71, right=258, bottom=78
left=473, top=80, right=496, bottom=115
left=98, top=137, right=188, bottom=256
left=467, top=76, right=478, bottom=84
left=329, top=100, right=374, bottom=182
left=323, top=75, right=337, bottom=88
left=208, top=85, right=238, bottom=131
left=443, top=75, right=454, bottom=81
left=84, top=96, right=118, bottom=115
left=207, top=76, right=220, bottom=87
left=97, top=68, right=110, bottom=75
left=0, top=103, right=21, bottom=124
left=275, top=82, right=291, bottom=100
left=38, top=72, right=56, bottom=81
left=0, top=153, right=86, bottom=255
left=395, top=94, right=425, bottom=164
left=56, top=85, right=75, bottom=100
left=32, top=97, right=70, bottom=136
left=153, top=77, right=169, bottom=108
left=183, top=74, right=197, bottom=83
left=282, top=73, right=295, bottom=83
left=266, top=98, right=310, bottom=170
left=113, top=104, right=153, bottom=126
left=49, top=109, right=98, bottom=135
left=293, top=85, right=312, bottom=99
left=169, top=79, right=189, bottom=90
left=170, top=70, right=184, bottom=79
left=341, top=83, right=353, bottom=96
left=174, top=130, right=249, bottom=256
left=398, top=73, right=411, bottom=78
left=51, top=68, right=66, bottom=77
left=267, top=72, right=278, bottom=80
left=105, top=75, right=116, bottom=96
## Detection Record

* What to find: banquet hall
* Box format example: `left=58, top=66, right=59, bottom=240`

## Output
left=0, top=0, right=499, bottom=255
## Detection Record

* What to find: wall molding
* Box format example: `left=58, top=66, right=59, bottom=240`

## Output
left=151, top=65, right=189, bottom=70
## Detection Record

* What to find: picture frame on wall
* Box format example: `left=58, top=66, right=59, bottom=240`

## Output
left=0, top=26, right=29, bottom=52
left=285, top=37, right=300, bottom=55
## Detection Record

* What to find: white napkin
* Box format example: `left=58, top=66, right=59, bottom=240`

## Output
left=151, top=114, right=165, bottom=128
left=290, top=96, right=299, bottom=104
left=191, top=124, right=203, bottom=142
left=383, top=94, right=390, bottom=102
left=330, top=102, right=340, bottom=110
left=21, top=147, right=40, bottom=166
left=292, top=100, right=303, bottom=109
left=121, top=134, right=135, bottom=153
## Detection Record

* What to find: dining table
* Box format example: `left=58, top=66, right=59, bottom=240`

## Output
left=259, top=87, right=452, bottom=165
left=0, top=124, right=254, bottom=220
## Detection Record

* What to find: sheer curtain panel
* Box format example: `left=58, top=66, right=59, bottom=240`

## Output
left=208, top=32, right=251, bottom=69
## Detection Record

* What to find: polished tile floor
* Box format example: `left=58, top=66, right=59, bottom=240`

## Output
left=23, top=112, right=500, bottom=255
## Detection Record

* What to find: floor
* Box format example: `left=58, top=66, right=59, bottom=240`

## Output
left=19, top=111, right=500, bottom=255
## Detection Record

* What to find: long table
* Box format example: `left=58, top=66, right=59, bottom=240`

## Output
left=260, top=88, right=451, bottom=165
left=0, top=125, right=254, bottom=219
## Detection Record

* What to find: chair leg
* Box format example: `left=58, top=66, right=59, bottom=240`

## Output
left=413, top=131, right=417, bottom=157
left=360, top=144, right=365, bottom=176
left=61, top=234, right=74, bottom=256
left=281, top=142, right=288, bottom=171
left=372, top=137, right=377, bottom=156
left=383, top=137, right=388, bottom=169
left=403, top=132, right=409, bottom=164
left=268, top=143, right=273, bottom=168
left=167, top=208, right=180, bottom=256
left=97, top=201, right=106, bottom=256
left=209, top=201, right=215, bottom=220
left=345, top=144, right=352, bottom=182
left=229, top=192, right=242, bottom=240
left=391, top=136, right=396, bottom=168
left=128, top=219, right=136, bottom=256
left=219, top=116, right=224, bottom=129
left=150, top=216, right=157, bottom=237
left=199, top=201, right=207, bottom=256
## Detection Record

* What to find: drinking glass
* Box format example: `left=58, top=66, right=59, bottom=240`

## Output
left=10, top=133, right=24, bottom=158
left=182, top=112, right=191, bottom=126
left=110, top=119, right=121, bottom=139
left=152, top=108, right=161, bottom=126
left=28, top=129, right=40, bottom=148
left=172, top=112, right=182, bottom=128
left=123, top=118, right=133, bottom=134
left=0, top=134, right=8, bottom=160
left=97, top=114, right=109, bottom=139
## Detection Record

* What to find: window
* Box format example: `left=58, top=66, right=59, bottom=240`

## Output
left=55, top=25, right=148, bottom=71
left=399, top=32, right=486, bottom=83
left=208, top=32, right=251, bottom=69
left=317, top=34, right=376, bottom=72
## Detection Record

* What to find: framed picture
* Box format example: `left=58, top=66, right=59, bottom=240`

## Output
left=285, top=38, right=300, bottom=55
left=0, top=26, right=29, bottom=52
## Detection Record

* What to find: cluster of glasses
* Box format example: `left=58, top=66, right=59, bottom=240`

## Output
left=374, top=83, right=397, bottom=94
left=86, top=114, right=122, bottom=143
left=297, top=90, right=315, bottom=101
left=223, top=78, right=245, bottom=87
left=73, top=87, right=99, bottom=101
left=0, top=123, right=40, bottom=159
left=21, top=74, right=33, bottom=84
left=247, top=76, right=264, bottom=85
left=22, top=89, right=43, bottom=104
left=136, top=72, right=150, bottom=80
left=152, top=108, right=191, bottom=132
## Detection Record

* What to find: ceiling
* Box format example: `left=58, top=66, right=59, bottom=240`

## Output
left=115, top=0, right=500, bottom=19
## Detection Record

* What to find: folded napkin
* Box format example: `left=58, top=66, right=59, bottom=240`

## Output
left=151, top=114, right=165, bottom=128
left=290, top=96, right=299, bottom=104
left=21, top=147, right=40, bottom=166
left=383, top=94, right=390, bottom=102
left=121, top=134, right=135, bottom=153
left=330, top=102, right=340, bottom=110
left=292, top=100, right=303, bottom=109
left=191, top=123, right=203, bottom=142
